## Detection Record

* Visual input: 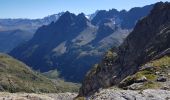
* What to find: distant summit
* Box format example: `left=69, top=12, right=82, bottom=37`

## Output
left=92, top=4, right=153, bottom=28
left=0, top=12, right=64, bottom=53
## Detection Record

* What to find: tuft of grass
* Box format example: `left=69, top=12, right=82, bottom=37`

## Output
left=140, top=81, right=160, bottom=90
left=135, top=70, right=157, bottom=81
left=146, top=56, right=170, bottom=68
left=43, top=69, right=60, bottom=79
left=120, top=56, right=170, bottom=90
left=74, top=97, right=86, bottom=100
left=105, top=50, right=117, bottom=61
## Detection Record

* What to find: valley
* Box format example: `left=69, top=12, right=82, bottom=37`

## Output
left=0, top=1, right=169, bottom=100
left=9, top=4, right=153, bottom=82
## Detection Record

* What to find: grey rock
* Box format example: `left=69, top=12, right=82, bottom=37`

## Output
left=135, top=76, right=147, bottom=83
left=89, top=89, right=170, bottom=100
left=157, top=76, right=167, bottom=82
left=0, top=92, right=77, bottom=100
left=79, top=2, right=170, bottom=96
left=127, top=83, right=144, bottom=90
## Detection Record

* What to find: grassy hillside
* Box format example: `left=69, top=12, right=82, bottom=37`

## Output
left=119, top=55, right=170, bottom=90
left=0, top=53, right=79, bottom=93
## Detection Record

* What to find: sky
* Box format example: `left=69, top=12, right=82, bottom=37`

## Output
left=0, top=0, right=169, bottom=19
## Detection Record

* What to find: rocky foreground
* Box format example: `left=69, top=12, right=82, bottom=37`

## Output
left=0, top=92, right=77, bottom=100
left=88, top=89, right=170, bottom=100
left=0, top=89, right=170, bottom=100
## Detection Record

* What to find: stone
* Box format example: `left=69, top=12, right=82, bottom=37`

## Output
left=127, top=83, right=144, bottom=90
left=89, top=89, right=170, bottom=100
left=135, top=76, right=147, bottom=83
left=0, top=92, right=77, bottom=100
left=157, top=76, right=167, bottom=82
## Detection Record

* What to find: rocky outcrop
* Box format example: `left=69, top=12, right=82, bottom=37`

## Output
left=88, top=89, right=170, bottom=100
left=79, top=2, right=170, bottom=96
left=1, top=89, right=170, bottom=100
left=0, top=92, right=77, bottom=100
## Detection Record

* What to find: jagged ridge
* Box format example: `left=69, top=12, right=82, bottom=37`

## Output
left=79, top=2, right=170, bottom=96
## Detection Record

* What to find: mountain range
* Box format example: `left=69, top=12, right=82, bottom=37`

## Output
left=79, top=2, right=170, bottom=97
left=0, top=13, right=64, bottom=53
left=10, top=4, right=153, bottom=82
left=0, top=1, right=169, bottom=99
left=0, top=13, right=64, bottom=32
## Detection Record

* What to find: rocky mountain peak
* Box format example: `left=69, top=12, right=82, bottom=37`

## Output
left=91, top=5, right=153, bottom=28
left=97, top=18, right=116, bottom=37
left=10, top=3, right=154, bottom=84
left=120, top=1, right=170, bottom=61
left=79, top=2, right=170, bottom=97
left=54, top=11, right=89, bottom=30
left=55, top=11, right=76, bottom=26
left=77, top=13, right=86, bottom=19
left=91, top=9, right=119, bottom=25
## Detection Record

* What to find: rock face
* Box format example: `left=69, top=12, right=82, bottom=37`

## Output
left=88, top=89, right=170, bottom=100
left=0, top=89, right=170, bottom=100
left=79, top=2, right=170, bottom=96
left=0, top=92, right=77, bottom=100
left=10, top=5, right=152, bottom=82
left=91, top=4, right=153, bottom=29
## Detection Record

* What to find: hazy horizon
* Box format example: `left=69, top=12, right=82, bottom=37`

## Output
left=0, top=0, right=169, bottom=19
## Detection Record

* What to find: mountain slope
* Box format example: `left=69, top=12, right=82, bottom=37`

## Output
left=0, top=53, right=79, bottom=93
left=10, top=12, right=97, bottom=82
left=0, top=29, right=33, bottom=53
left=79, top=2, right=170, bottom=96
left=10, top=5, right=153, bottom=82
left=0, top=13, right=63, bottom=53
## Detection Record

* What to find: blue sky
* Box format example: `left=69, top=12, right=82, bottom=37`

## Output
left=0, top=0, right=169, bottom=19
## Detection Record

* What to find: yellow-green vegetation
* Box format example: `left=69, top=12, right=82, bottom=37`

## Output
left=135, top=70, right=157, bottom=81
left=86, top=50, right=117, bottom=77
left=43, top=69, right=60, bottom=79
left=146, top=56, right=170, bottom=68
left=120, top=56, right=170, bottom=90
left=0, top=53, right=80, bottom=93
left=43, top=69, right=81, bottom=92
left=119, top=76, right=135, bottom=88
left=86, top=49, right=118, bottom=79
left=74, top=96, right=86, bottom=100
left=50, top=79, right=80, bottom=93
left=105, top=50, right=117, bottom=61
left=140, top=81, right=160, bottom=90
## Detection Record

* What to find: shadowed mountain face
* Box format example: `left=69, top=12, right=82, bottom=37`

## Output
left=79, top=2, right=170, bottom=96
left=0, top=13, right=64, bottom=53
left=0, top=30, right=33, bottom=53
left=10, top=5, right=153, bottom=82
left=91, top=4, right=153, bottom=29
left=0, top=13, right=64, bottom=32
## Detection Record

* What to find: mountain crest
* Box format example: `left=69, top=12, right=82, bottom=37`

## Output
left=79, top=2, right=170, bottom=96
